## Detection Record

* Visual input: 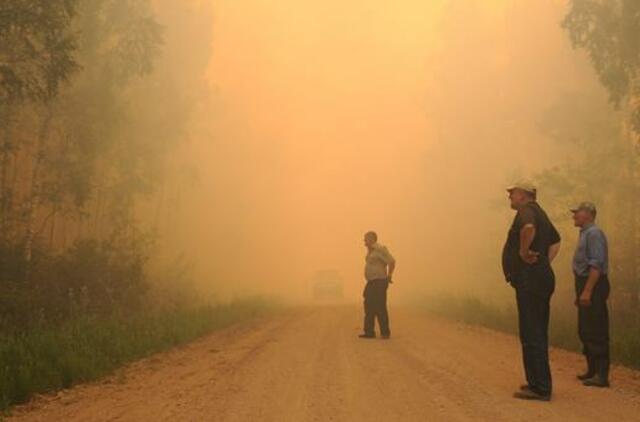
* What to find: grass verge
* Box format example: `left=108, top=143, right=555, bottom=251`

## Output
left=421, top=294, right=640, bottom=369
left=0, top=298, right=277, bottom=411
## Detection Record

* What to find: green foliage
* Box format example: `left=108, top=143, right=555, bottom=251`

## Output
left=563, top=0, right=640, bottom=133
left=0, top=6, right=176, bottom=354
left=0, top=1, right=227, bottom=414
left=40, top=0, right=165, bottom=224
left=0, top=237, right=149, bottom=329
left=0, top=0, right=79, bottom=103
left=0, top=298, right=276, bottom=410
left=532, top=88, right=640, bottom=306
left=0, top=0, right=167, bottom=247
left=535, top=91, right=624, bottom=211
left=75, top=0, right=164, bottom=84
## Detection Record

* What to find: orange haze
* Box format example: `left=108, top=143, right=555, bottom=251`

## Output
left=160, top=0, right=604, bottom=302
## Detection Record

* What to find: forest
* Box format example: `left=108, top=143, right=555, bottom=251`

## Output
left=2, top=0, right=640, bottom=413
left=0, top=0, right=272, bottom=409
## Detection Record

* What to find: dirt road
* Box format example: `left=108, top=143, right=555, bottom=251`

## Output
left=9, top=306, right=640, bottom=421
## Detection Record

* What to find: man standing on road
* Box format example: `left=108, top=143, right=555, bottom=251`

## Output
left=571, top=202, right=610, bottom=388
left=502, top=182, right=561, bottom=401
left=360, top=231, right=395, bottom=339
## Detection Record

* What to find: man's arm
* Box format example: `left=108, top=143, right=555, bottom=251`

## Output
left=382, top=247, right=396, bottom=282
left=578, top=267, right=600, bottom=306
left=548, top=242, right=561, bottom=263
left=579, top=231, right=606, bottom=306
left=519, top=224, right=539, bottom=264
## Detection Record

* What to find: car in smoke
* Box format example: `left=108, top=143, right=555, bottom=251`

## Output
left=310, top=270, right=344, bottom=301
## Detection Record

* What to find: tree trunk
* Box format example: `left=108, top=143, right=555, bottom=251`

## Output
left=49, top=205, right=57, bottom=250
left=0, top=117, right=10, bottom=238
left=153, top=176, right=166, bottom=233
left=93, top=182, right=103, bottom=239
left=23, top=105, right=54, bottom=280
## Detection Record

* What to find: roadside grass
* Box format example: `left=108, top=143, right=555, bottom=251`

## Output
left=0, top=298, right=277, bottom=411
left=420, top=294, right=640, bottom=369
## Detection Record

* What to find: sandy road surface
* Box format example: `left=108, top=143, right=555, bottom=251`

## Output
left=9, top=306, right=640, bottom=421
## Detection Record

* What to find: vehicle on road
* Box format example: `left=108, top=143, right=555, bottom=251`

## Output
left=310, top=270, right=344, bottom=301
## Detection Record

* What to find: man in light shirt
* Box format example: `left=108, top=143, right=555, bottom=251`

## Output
left=360, top=231, right=395, bottom=339
left=571, top=202, right=611, bottom=388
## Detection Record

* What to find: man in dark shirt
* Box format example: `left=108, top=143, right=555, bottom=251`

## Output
left=571, top=202, right=610, bottom=387
left=502, top=182, right=561, bottom=401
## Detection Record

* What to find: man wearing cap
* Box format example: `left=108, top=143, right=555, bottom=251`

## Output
left=571, top=202, right=610, bottom=387
left=502, top=182, right=561, bottom=401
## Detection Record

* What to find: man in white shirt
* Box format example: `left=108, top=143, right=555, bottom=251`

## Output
left=360, top=231, right=396, bottom=339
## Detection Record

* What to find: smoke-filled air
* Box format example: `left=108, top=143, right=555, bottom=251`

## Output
left=2, top=0, right=640, bottom=419
left=182, top=0, right=616, bottom=302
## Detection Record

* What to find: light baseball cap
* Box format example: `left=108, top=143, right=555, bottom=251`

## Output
left=570, top=201, right=597, bottom=215
left=506, top=181, right=537, bottom=194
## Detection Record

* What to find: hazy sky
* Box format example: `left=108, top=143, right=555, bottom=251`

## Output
left=167, top=0, right=604, bottom=301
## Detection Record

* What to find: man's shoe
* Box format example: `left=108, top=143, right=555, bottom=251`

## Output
left=381, top=334, right=391, bottom=339
left=577, top=371, right=596, bottom=381
left=583, top=376, right=610, bottom=388
left=358, top=333, right=376, bottom=339
left=578, top=356, right=596, bottom=381
left=513, top=390, right=551, bottom=401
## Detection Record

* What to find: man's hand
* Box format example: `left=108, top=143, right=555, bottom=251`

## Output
left=577, top=267, right=600, bottom=307
left=578, top=290, right=592, bottom=307
left=519, top=249, right=539, bottom=265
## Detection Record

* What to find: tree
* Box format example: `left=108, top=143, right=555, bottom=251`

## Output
left=563, top=0, right=640, bottom=306
left=0, top=0, right=79, bottom=103
left=0, top=0, right=79, bottom=239
left=0, top=0, right=164, bottom=286
left=0, top=0, right=214, bottom=329
left=563, top=0, right=640, bottom=136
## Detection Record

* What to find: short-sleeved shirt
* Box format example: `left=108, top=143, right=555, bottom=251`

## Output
left=365, top=243, right=395, bottom=281
left=573, top=223, right=608, bottom=277
left=502, top=202, right=561, bottom=282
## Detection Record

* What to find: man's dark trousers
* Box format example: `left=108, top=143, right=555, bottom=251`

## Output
left=575, top=275, right=610, bottom=380
left=514, top=264, right=554, bottom=396
left=363, top=279, right=390, bottom=337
